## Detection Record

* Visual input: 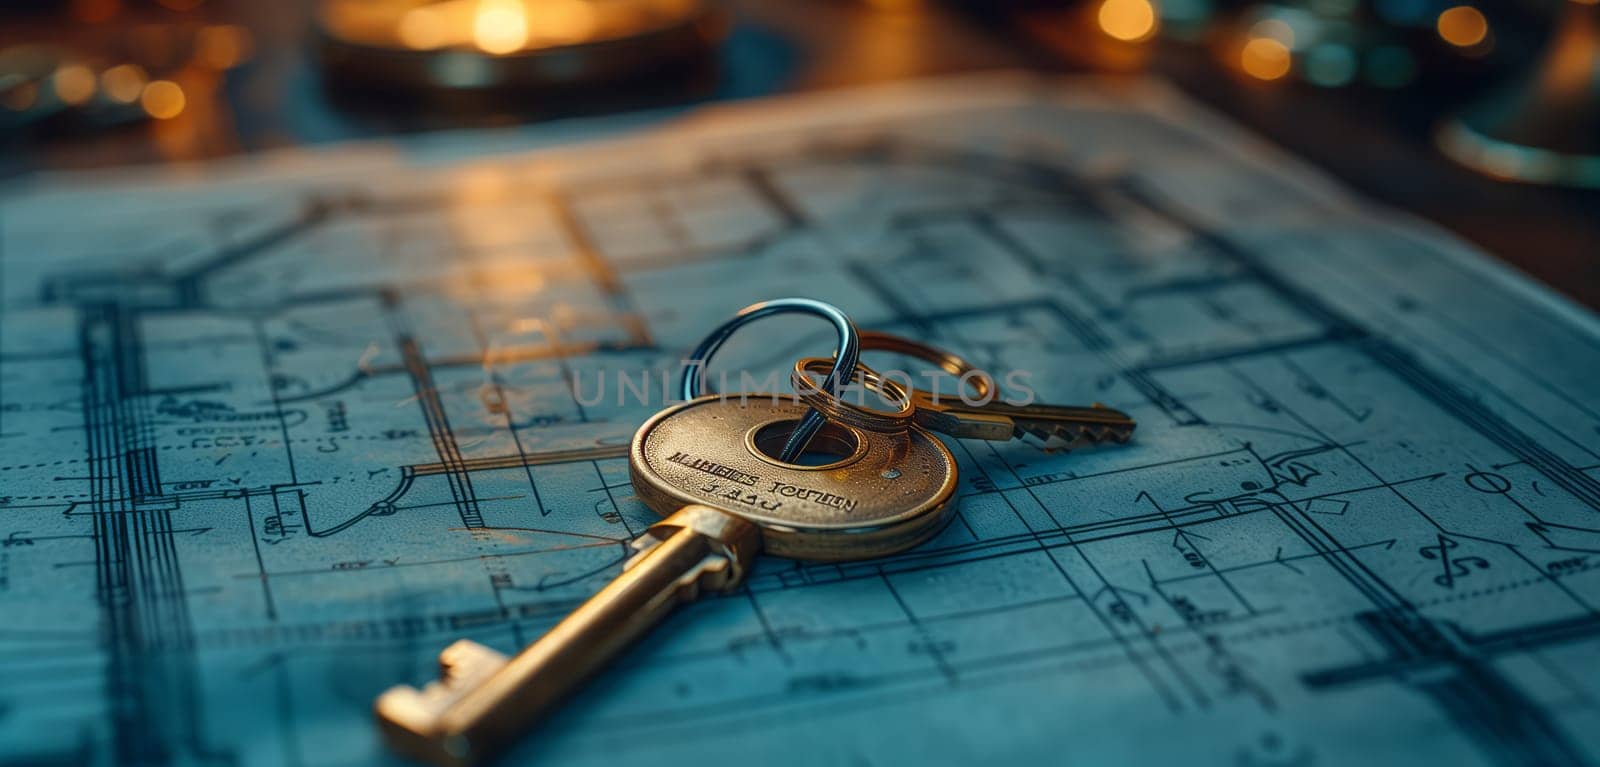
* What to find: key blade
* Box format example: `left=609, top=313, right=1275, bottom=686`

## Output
left=917, top=397, right=1137, bottom=446
left=1012, top=417, right=1136, bottom=448
left=913, top=400, right=1017, bottom=440
left=981, top=401, right=1135, bottom=424
left=1009, top=403, right=1136, bottom=448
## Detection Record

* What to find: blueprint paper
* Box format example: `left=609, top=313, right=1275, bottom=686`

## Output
left=3, top=74, right=1599, bottom=767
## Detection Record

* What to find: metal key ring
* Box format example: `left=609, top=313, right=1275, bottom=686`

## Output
left=791, top=357, right=916, bottom=434
left=857, top=331, right=994, bottom=401
left=679, top=298, right=861, bottom=462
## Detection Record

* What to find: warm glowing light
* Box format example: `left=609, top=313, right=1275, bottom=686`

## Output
left=455, top=167, right=515, bottom=204
left=1097, top=0, right=1158, bottom=42
left=1241, top=37, right=1292, bottom=80
left=399, top=6, right=448, bottom=49
left=195, top=25, right=253, bottom=69
left=1248, top=18, right=1295, bottom=47
left=52, top=65, right=98, bottom=105
left=140, top=80, right=185, bottom=119
left=1436, top=6, right=1488, bottom=47
left=531, top=0, right=599, bottom=44
left=474, top=266, right=548, bottom=299
left=100, top=64, right=148, bottom=104
left=449, top=170, right=522, bottom=251
left=473, top=0, right=530, bottom=54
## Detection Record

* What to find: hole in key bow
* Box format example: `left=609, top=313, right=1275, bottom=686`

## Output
left=747, top=418, right=866, bottom=469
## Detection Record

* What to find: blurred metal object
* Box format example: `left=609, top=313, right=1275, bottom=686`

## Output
left=315, top=0, right=726, bottom=93
left=1438, top=0, right=1600, bottom=187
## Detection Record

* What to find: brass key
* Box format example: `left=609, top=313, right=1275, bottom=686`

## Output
left=910, top=398, right=1137, bottom=447
left=792, top=331, right=1136, bottom=449
left=375, top=396, right=958, bottom=766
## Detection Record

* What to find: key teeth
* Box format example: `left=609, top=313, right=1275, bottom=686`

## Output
left=1016, top=420, right=1135, bottom=450
left=1014, top=424, right=1047, bottom=442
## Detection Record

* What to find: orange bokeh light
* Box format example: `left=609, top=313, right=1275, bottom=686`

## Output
left=52, top=65, right=98, bottom=106
left=140, top=80, right=186, bottom=119
left=100, top=64, right=148, bottom=104
left=1097, top=0, right=1158, bottom=42
left=1437, top=6, right=1489, bottom=47
left=1241, top=37, right=1292, bottom=80
left=473, top=0, right=530, bottom=54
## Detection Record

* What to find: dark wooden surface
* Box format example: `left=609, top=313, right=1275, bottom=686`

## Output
left=4, top=0, right=1596, bottom=308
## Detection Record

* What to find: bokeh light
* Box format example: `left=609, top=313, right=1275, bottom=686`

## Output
left=473, top=0, right=531, bottom=54
left=1249, top=18, right=1295, bottom=47
left=52, top=65, right=98, bottom=106
left=399, top=6, right=447, bottom=50
left=195, top=25, right=254, bottom=69
left=100, top=64, right=148, bottom=104
left=1241, top=37, right=1292, bottom=80
left=1437, top=6, right=1488, bottom=47
left=1097, top=0, right=1158, bottom=43
left=1304, top=43, right=1357, bottom=87
left=529, top=0, right=599, bottom=44
left=140, top=80, right=186, bottom=120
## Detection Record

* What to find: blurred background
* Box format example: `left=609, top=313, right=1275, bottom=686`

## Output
left=0, top=0, right=1595, bottom=304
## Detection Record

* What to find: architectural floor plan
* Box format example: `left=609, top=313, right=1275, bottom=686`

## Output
left=2, top=75, right=1598, bottom=766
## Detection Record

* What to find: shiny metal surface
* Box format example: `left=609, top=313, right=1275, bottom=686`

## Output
left=679, top=297, right=863, bottom=465
left=796, top=332, right=1138, bottom=447
left=791, top=356, right=916, bottom=434
left=376, top=503, right=760, bottom=766
left=377, top=395, right=957, bottom=764
left=631, top=396, right=959, bottom=560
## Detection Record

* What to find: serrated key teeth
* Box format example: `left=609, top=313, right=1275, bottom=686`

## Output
left=1087, top=427, right=1118, bottom=443
left=1019, top=419, right=1137, bottom=448
left=1060, top=425, right=1097, bottom=440
left=1022, top=425, right=1055, bottom=442
left=1018, top=422, right=1092, bottom=446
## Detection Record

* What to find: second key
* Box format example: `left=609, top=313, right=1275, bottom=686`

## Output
left=793, top=330, right=1137, bottom=448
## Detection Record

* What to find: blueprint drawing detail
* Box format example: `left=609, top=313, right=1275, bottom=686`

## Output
left=2, top=76, right=1599, bottom=766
